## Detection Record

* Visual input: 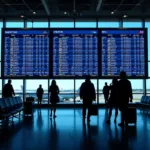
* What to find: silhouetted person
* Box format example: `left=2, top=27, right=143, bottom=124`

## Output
left=117, top=71, right=132, bottom=127
left=80, top=75, right=96, bottom=122
left=103, top=82, right=110, bottom=103
left=2, top=79, right=15, bottom=98
left=106, top=77, right=119, bottom=124
left=49, top=80, right=59, bottom=118
left=36, top=84, right=44, bottom=105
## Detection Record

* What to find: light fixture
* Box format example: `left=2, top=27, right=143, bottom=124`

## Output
left=123, top=15, right=128, bottom=18
left=111, top=11, right=114, bottom=15
left=64, top=12, right=67, bottom=15
left=33, top=11, right=36, bottom=14
left=20, top=15, right=24, bottom=18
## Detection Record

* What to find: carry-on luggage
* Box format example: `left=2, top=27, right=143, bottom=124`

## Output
left=24, top=101, right=34, bottom=115
left=26, top=97, right=34, bottom=102
left=90, top=102, right=98, bottom=116
left=126, top=107, right=136, bottom=124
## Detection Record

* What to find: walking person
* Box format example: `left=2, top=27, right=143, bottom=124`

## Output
left=80, top=75, right=96, bottom=122
left=106, top=77, right=119, bottom=124
left=36, top=84, right=44, bottom=106
left=103, top=82, right=110, bottom=104
left=117, top=71, right=133, bottom=127
left=49, top=80, right=59, bottom=118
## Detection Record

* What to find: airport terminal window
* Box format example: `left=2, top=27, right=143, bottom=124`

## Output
left=75, top=79, right=98, bottom=103
left=50, top=22, right=74, bottom=28
left=26, top=80, right=48, bottom=103
left=98, top=21, right=119, bottom=28
left=0, top=21, right=3, bottom=61
left=33, top=22, right=49, bottom=28
left=49, top=80, right=74, bottom=104
left=99, top=79, right=112, bottom=103
left=11, top=80, right=23, bottom=99
left=148, top=62, right=150, bottom=77
left=6, top=21, right=24, bottom=28
left=123, top=21, right=142, bottom=28
left=146, top=79, right=150, bottom=94
left=0, top=80, right=2, bottom=98
left=129, top=80, right=143, bottom=94
left=27, top=22, right=33, bottom=28
left=75, top=22, right=96, bottom=28
left=145, top=22, right=150, bottom=61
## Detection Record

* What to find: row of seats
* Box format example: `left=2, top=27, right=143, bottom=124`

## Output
left=140, top=96, right=150, bottom=105
left=0, top=96, right=23, bottom=124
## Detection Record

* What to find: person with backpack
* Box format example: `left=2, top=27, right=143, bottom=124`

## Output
left=36, top=85, right=44, bottom=106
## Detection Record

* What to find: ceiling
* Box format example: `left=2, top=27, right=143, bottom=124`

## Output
left=0, top=0, right=150, bottom=18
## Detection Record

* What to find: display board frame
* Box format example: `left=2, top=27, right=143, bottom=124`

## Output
left=1, top=28, right=51, bottom=79
left=1, top=28, right=148, bottom=79
left=99, top=28, right=148, bottom=79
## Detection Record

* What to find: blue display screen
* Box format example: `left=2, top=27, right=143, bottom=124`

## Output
left=101, top=29, right=145, bottom=77
left=53, top=30, right=98, bottom=76
left=4, top=30, right=50, bottom=77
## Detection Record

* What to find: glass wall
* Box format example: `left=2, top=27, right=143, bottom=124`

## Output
left=0, top=18, right=149, bottom=104
left=49, top=80, right=74, bottom=104
left=26, top=80, right=48, bottom=103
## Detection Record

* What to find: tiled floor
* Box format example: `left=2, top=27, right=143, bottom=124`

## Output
left=0, top=108, right=150, bottom=150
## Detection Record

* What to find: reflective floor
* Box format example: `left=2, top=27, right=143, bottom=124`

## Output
left=0, top=108, right=150, bottom=150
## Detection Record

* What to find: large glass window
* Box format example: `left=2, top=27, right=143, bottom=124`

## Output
left=75, top=22, right=96, bottom=28
left=0, top=79, right=2, bottom=98
left=49, top=80, right=74, bottom=104
left=98, top=21, right=119, bottom=28
left=75, top=79, right=98, bottom=103
left=99, top=79, right=112, bottom=103
left=0, top=21, right=3, bottom=61
left=26, top=80, right=48, bottom=103
left=33, top=22, right=48, bottom=28
left=50, top=22, right=74, bottom=28
left=123, top=21, right=142, bottom=28
left=146, top=79, right=150, bottom=93
left=6, top=21, right=24, bottom=28
left=11, top=80, right=23, bottom=99
left=27, top=21, right=33, bottom=28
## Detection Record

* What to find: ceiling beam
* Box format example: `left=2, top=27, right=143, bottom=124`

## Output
left=41, top=0, right=50, bottom=15
left=96, top=0, right=103, bottom=12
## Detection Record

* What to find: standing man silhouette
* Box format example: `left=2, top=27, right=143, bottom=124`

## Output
left=2, top=79, right=15, bottom=98
left=36, top=84, right=44, bottom=105
left=103, top=82, right=110, bottom=104
left=117, top=71, right=133, bottom=127
left=80, top=75, right=96, bottom=122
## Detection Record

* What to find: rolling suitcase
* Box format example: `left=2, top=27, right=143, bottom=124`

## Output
left=126, top=107, right=136, bottom=124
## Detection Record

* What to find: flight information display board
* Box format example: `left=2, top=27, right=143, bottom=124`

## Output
left=101, top=29, right=147, bottom=78
left=53, top=30, right=98, bottom=77
left=3, top=29, right=50, bottom=77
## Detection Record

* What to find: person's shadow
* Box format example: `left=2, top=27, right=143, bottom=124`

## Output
left=49, top=118, right=58, bottom=150
left=37, top=109, right=44, bottom=129
left=80, top=121, right=98, bottom=150
left=107, top=124, right=136, bottom=150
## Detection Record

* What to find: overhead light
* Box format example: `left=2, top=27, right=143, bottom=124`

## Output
left=111, top=11, right=114, bottom=15
left=33, top=11, right=36, bottom=14
left=123, top=15, right=128, bottom=18
left=20, top=15, right=24, bottom=18
left=64, top=12, right=67, bottom=15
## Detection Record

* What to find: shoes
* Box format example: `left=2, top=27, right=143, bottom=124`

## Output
left=118, top=122, right=124, bottom=127
left=106, top=120, right=110, bottom=124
